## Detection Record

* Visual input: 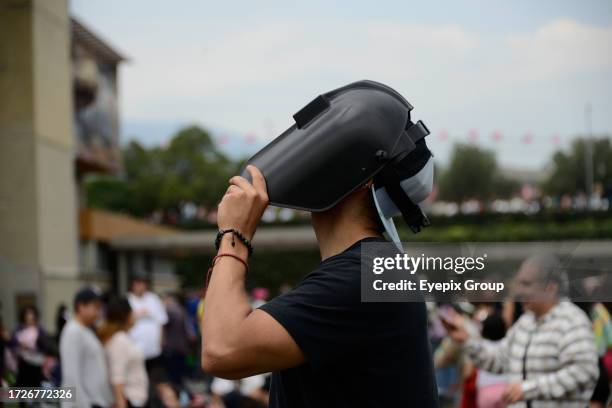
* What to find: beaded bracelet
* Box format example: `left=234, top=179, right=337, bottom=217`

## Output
left=215, top=228, right=254, bottom=256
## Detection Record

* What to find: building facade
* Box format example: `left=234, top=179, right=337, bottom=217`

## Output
left=0, top=0, right=177, bottom=331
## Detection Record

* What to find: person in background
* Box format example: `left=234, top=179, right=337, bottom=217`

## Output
left=11, top=306, right=49, bottom=388
left=443, top=254, right=599, bottom=408
left=575, top=301, right=611, bottom=408
left=210, top=375, right=269, bottom=408
left=162, top=293, right=195, bottom=391
left=99, top=297, right=148, bottom=408
left=1, top=315, right=12, bottom=387
left=434, top=303, right=481, bottom=408
left=475, top=309, right=509, bottom=408
left=590, top=302, right=612, bottom=378
left=128, top=273, right=178, bottom=408
left=55, top=303, right=69, bottom=341
left=429, top=304, right=457, bottom=408
left=249, top=288, right=269, bottom=310
left=60, top=287, right=113, bottom=408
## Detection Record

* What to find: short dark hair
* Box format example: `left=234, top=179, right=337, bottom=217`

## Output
left=105, top=297, right=132, bottom=326
left=19, top=305, right=39, bottom=324
left=73, top=286, right=102, bottom=311
left=130, top=271, right=150, bottom=286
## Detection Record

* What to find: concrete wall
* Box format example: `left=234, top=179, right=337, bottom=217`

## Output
left=0, top=0, right=78, bottom=330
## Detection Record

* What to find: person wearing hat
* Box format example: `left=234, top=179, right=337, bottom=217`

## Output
left=201, top=81, right=439, bottom=407
left=59, top=287, right=113, bottom=408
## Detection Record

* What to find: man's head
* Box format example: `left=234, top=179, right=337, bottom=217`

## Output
left=130, top=273, right=149, bottom=297
left=19, top=305, right=39, bottom=326
left=73, top=286, right=103, bottom=326
left=105, top=297, right=134, bottom=330
left=514, top=254, right=567, bottom=316
left=240, top=80, right=432, bottom=248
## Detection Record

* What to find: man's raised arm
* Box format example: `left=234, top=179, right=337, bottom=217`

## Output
left=200, top=165, right=304, bottom=379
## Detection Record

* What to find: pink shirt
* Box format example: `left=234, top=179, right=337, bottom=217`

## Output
left=105, top=331, right=148, bottom=407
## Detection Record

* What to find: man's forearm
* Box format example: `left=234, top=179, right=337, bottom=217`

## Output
left=200, top=166, right=304, bottom=378
left=463, top=336, right=507, bottom=375
left=201, top=234, right=252, bottom=369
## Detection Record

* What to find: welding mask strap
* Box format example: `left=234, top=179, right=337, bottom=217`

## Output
left=378, top=165, right=430, bottom=233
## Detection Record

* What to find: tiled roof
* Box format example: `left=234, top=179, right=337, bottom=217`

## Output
left=71, top=17, right=126, bottom=64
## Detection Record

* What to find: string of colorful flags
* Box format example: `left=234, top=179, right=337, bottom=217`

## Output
left=435, top=129, right=562, bottom=146
left=215, top=129, right=562, bottom=146
left=215, top=133, right=258, bottom=146
left=215, top=130, right=566, bottom=147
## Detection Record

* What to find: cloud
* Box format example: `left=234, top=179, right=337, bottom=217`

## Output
left=503, top=18, right=612, bottom=81
left=119, top=21, right=481, bottom=117
left=121, top=17, right=611, bottom=120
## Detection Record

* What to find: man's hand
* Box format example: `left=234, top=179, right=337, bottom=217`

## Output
left=439, top=309, right=470, bottom=344
left=217, top=165, right=269, bottom=240
left=502, top=383, right=524, bottom=403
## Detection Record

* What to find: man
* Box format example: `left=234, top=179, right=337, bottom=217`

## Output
left=128, top=274, right=178, bottom=408
left=201, top=81, right=439, bottom=407
left=162, top=293, right=194, bottom=389
left=60, top=287, right=113, bottom=408
left=443, top=254, right=599, bottom=407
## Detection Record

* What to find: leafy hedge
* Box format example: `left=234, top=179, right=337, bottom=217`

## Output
left=400, top=215, right=612, bottom=242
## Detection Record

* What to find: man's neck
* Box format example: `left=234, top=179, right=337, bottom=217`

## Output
left=74, top=315, right=91, bottom=328
left=312, top=211, right=382, bottom=261
left=533, top=299, right=559, bottom=319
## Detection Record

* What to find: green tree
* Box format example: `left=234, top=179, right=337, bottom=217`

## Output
left=84, top=175, right=135, bottom=213
left=543, top=136, right=612, bottom=195
left=438, top=143, right=517, bottom=201
left=85, top=125, right=238, bottom=217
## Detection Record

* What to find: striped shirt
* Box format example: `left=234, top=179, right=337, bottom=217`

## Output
left=465, top=301, right=598, bottom=408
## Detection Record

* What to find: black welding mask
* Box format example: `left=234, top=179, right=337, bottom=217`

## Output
left=240, top=80, right=433, bottom=251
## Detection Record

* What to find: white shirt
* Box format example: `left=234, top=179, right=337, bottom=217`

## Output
left=60, top=319, right=114, bottom=408
left=105, top=331, right=148, bottom=407
left=211, top=374, right=267, bottom=396
left=128, top=291, right=168, bottom=359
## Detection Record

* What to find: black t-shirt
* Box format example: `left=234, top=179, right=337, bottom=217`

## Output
left=259, top=237, right=439, bottom=408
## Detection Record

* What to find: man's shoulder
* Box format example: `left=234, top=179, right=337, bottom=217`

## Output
left=110, top=330, right=130, bottom=342
left=266, top=238, right=388, bottom=309
left=143, top=291, right=163, bottom=303
left=59, top=320, right=83, bottom=348
left=555, top=301, right=592, bottom=327
left=61, top=319, right=81, bottom=335
left=106, top=331, right=130, bottom=351
left=314, top=237, right=382, bottom=273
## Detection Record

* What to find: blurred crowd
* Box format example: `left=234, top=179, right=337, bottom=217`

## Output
left=147, top=201, right=306, bottom=226
left=1, top=255, right=611, bottom=408
left=0, top=275, right=273, bottom=408
left=430, top=191, right=611, bottom=217
left=148, top=190, right=612, bottom=228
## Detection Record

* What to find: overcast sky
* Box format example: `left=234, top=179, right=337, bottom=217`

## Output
left=71, top=0, right=612, bottom=170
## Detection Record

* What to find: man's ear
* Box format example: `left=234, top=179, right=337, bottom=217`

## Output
left=545, top=281, right=560, bottom=297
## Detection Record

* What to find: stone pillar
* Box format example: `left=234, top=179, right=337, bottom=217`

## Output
left=117, top=252, right=129, bottom=295
left=0, top=0, right=79, bottom=330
